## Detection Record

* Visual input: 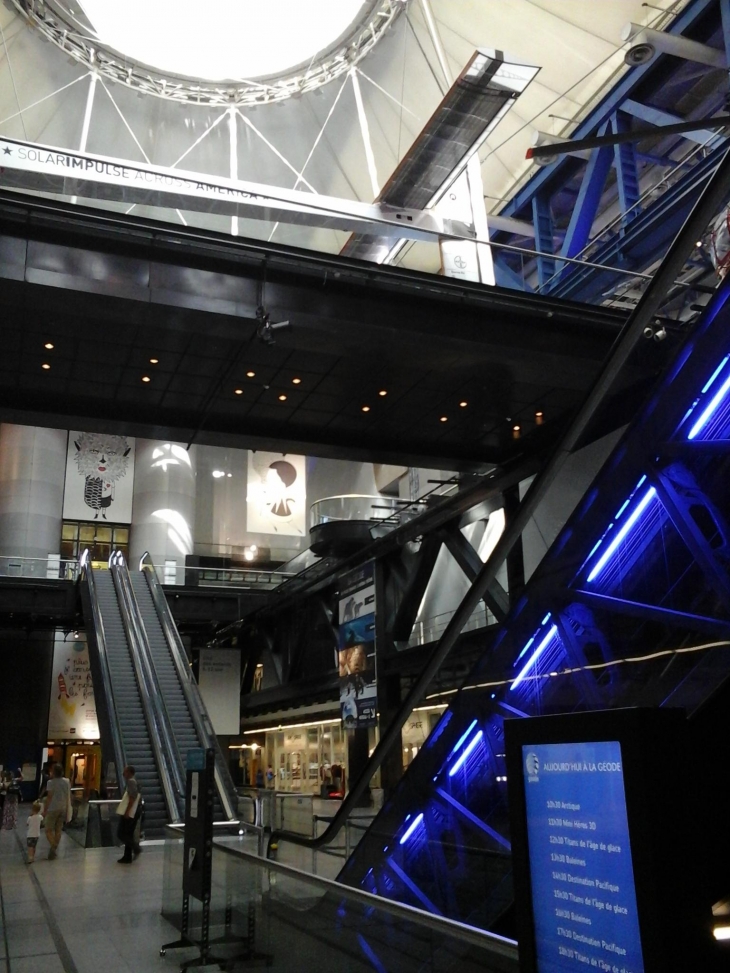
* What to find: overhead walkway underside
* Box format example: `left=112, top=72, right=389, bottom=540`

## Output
left=336, top=276, right=730, bottom=934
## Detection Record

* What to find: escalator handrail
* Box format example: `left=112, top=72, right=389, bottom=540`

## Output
left=80, top=553, right=126, bottom=792
left=138, top=552, right=238, bottom=821
left=110, top=554, right=184, bottom=822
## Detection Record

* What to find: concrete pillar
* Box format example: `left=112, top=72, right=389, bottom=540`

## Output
left=0, top=424, right=67, bottom=577
left=129, top=440, right=197, bottom=584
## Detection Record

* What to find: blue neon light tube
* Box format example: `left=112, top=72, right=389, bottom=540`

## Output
left=449, top=719, right=478, bottom=757
left=586, top=487, right=656, bottom=583
left=688, top=373, right=730, bottom=440
left=448, top=730, right=483, bottom=777
left=510, top=625, right=558, bottom=691
left=399, top=812, right=424, bottom=845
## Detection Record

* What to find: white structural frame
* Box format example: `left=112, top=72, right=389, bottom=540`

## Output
left=9, top=0, right=409, bottom=107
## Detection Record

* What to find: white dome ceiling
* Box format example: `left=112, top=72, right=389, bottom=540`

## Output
left=0, top=0, right=683, bottom=271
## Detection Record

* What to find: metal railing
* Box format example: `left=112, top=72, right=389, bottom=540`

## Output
left=140, top=551, right=238, bottom=822
left=109, top=553, right=184, bottom=821
left=0, top=554, right=79, bottom=580
left=162, top=827, right=520, bottom=972
left=407, top=603, right=495, bottom=648
left=148, top=562, right=296, bottom=589
left=310, top=494, right=404, bottom=527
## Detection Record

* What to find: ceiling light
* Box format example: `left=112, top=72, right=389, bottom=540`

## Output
left=292, top=377, right=302, bottom=385
left=227, top=473, right=232, bottom=478
left=212, top=470, right=226, bottom=479
left=278, top=394, right=287, bottom=401
left=459, top=400, right=467, bottom=407
left=513, top=424, right=521, bottom=431
left=234, top=388, right=243, bottom=395
left=149, top=357, right=159, bottom=364
left=440, top=416, right=448, bottom=422
left=362, top=405, right=371, bottom=412
left=142, top=376, right=151, bottom=383
left=44, top=342, right=54, bottom=350
left=535, top=411, right=544, bottom=425
left=246, top=371, right=255, bottom=378
left=378, top=390, right=387, bottom=397
left=42, top=363, right=51, bottom=370
left=714, top=925, right=730, bottom=940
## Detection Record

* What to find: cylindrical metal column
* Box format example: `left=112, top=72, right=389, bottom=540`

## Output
left=0, top=424, right=67, bottom=577
left=129, top=441, right=197, bottom=584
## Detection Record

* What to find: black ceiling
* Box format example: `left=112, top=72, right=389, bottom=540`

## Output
left=0, top=192, right=650, bottom=470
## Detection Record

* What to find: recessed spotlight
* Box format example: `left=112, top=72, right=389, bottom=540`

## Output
left=44, top=342, right=54, bottom=350
left=362, top=405, right=371, bottom=412
left=278, top=394, right=287, bottom=401
left=234, top=388, right=243, bottom=395
left=142, top=376, right=151, bottom=383
left=459, top=400, right=467, bottom=408
left=149, top=357, right=159, bottom=364
left=513, top=424, right=521, bottom=431
left=512, top=424, right=521, bottom=439
left=42, top=363, right=51, bottom=370
left=440, top=416, right=448, bottom=422
left=535, top=411, right=544, bottom=425
left=246, top=370, right=255, bottom=378
left=378, top=389, right=387, bottom=397
left=212, top=470, right=226, bottom=479
left=292, top=377, right=301, bottom=385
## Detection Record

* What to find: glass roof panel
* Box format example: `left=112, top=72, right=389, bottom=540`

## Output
left=79, top=0, right=367, bottom=81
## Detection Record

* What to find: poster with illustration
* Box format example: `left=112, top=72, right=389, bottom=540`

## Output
left=47, top=635, right=99, bottom=739
left=246, top=451, right=306, bottom=535
left=62, top=431, right=135, bottom=523
left=338, top=563, right=377, bottom=728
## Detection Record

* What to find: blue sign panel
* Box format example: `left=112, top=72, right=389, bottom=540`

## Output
left=522, top=741, right=644, bottom=973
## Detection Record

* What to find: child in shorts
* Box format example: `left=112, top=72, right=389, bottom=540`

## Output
left=27, top=800, right=42, bottom=863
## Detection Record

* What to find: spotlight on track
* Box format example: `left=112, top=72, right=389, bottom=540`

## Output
left=255, top=305, right=291, bottom=345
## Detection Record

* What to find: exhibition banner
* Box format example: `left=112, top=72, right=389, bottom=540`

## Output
left=338, top=562, right=377, bottom=728
left=47, top=633, right=99, bottom=740
left=246, top=451, right=306, bottom=536
left=62, top=430, right=135, bottom=523
left=198, top=649, right=241, bottom=735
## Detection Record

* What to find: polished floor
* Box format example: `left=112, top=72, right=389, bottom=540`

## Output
left=0, top=807, right=199, bottom=973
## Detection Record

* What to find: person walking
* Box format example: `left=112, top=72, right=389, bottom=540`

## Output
left=116, top=765, right=142, bottom=864
left=26, top=801, right=43, bottom=863
left=43, top=763, right=70, bottom=859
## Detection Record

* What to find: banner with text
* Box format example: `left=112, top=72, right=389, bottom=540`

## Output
left=198, top=649, right=241, bottom=735
left=47, top=633, right=99, bottom=740
left=338, top=562, right=377, bottom=728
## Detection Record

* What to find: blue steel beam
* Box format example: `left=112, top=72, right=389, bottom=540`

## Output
left=612, top=111, right=641, bottom=229
left=549, top=141, right=726, bottom=302
left=493, top=256, right=533, bottom=291
left=497, top=0, right=717, bottom=223
left=620, top=97, right=720, bottom=146
left=531, top=193, right=556, bottom=288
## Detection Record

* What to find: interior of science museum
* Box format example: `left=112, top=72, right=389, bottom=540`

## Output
left=1, top=0, right=730, bottom=970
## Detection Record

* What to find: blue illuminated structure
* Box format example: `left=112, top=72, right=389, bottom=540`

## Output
left=338, top=277, right=730, bottom=935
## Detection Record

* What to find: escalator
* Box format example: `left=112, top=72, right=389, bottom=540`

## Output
left=336, top=280, right=730, bottom=934
left=81, top=555, right=238, bottom=836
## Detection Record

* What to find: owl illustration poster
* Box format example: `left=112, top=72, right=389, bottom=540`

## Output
left=246, top=451, right=306, bottom=535
left=63, top=431, right=136, bottom=523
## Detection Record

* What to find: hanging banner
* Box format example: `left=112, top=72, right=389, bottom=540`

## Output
left=62, top=431, right=135, bottom=523
left=338, top=562, right=377, bottom=728
left=47, top=634, right=99, bottom=740
left=198, top=649, right=241, bottom=735
left=246, top=451, right=306, bottom=536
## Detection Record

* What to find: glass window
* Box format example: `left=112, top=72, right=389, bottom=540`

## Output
left=114, top=528, right=129, bottom=544
left=96, top=527, right=112, bottom=542
left=62, top=523, right=78, bottom=540
left=60, top=540, right=76, bottom=559
left=79, top=525, right=95, bottom=542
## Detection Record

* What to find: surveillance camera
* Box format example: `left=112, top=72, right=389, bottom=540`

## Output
left=643, top=326, right=655, bottom=339
left=653, top=327, right=667, bottom=342
left=624, top=42, right=655, bottom=66
left=269, top=319, right=291, bottom=332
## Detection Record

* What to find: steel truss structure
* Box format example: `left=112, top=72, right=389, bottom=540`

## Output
left=9, top=0, right=408, bottom=107
left=491, top=0, right=730, bottom=310
left=337, top=275, right=730, bottom=933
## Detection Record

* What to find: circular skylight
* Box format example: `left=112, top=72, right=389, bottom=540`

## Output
left=79, top=0, right=368, bottom=81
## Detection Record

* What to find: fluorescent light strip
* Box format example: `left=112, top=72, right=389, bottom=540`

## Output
left=688, top=374, right=730, bottom=440
left=702, top=356, right=729, bottom=394
left=399, top=812, right=424, bottom=845
left=449, top=719, right=477, bottom=756
left=511, top=626, right=558, bottom=691
left=448, top=730, right=484, bottom=776
left=713, top=925, right=730, bottom=941
left=586, top=487, right=657, bottom=583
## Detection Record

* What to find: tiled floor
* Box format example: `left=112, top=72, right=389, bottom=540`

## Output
left=0, top=807, right=201, bottom=973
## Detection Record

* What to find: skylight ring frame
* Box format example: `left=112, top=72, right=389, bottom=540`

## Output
left=11, top=0, right=407, bottom=107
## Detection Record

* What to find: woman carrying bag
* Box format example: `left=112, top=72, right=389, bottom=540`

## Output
left=116, top=766, right=142, bottom=864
